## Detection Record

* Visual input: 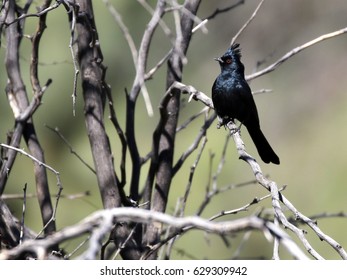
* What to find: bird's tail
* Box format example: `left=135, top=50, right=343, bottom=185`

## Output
left=247, top=125, right=280, bottom=164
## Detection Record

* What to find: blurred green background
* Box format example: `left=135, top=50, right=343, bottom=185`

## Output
left=1, top=0, right=347, bottom=259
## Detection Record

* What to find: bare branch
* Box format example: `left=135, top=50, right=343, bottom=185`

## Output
left=2, top=191, right=90, bottom=201
left=0, top=0, right=10, bottom=39
left=66, top=2, right=80, bottom=116
left=0, top=197, right=36, bottom=248
left=192, top=0, right=245, bottom=33
left=103, top=0, right=154, bottom=116
left=0, top=208, right=308, bottom=260
left=5, top=0, right=61, bottom=26
left=208, top=186, right=287, bottom=221
left=126, top=0, right=166, bottom=200
left=142, top=84, right=175, bottom=208
left=246, top=26, right=347, bottom=81
left=45, top=125, right=96, bottom=174
left=0, top=144, right=62, bottom=196
left=176, top=107, right=209, bottom=133
left=280, top=191, right=347, bottom=259
left=137, top=0, right=172, bottom=39
left=289, top=211, right=347, bottom=224
left=3, top=1, right=56, bottom=237
left=30, top=0, right=52, bottom=95
left=16, top=79, right=52, bottom=123
left=226, top=120, right=346, bottom=259
left=252, top=88, right=273, bottom=95
left=104, top=86, right=127, bottom=188
left=144, top=49, right=173, bottom=81
left=0, top=123, right=24, bottom=194
left=163, top=135, right=208, bottom=258
left=205, top=0, right=244, bottom=21
left=145, top=2, right=202, bottom=255
left=172, top=113, right=215, bottom=176
left=0, top=143, right=62, bottom=238
left=230, top=0, right=265, bottom=46
left=180, top=136, right=207, bottom=217
left=102, top=0, right=137, bottom=66
left=169, top=81, right=214, bottom=108
left=196, top=134, right=232, bottom=216
left=19, top=183, right=28, bottom=244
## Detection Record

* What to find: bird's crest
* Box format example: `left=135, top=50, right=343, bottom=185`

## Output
left=220, top=43, right=242, bottom=62
left=230, top=43, right=241, bottom=58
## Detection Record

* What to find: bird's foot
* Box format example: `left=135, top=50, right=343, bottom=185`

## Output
left=229, top=122, right=243, bottom=135
left=230, top=124, right=241, bottom=135
left=217, top=116, right=231, bottom=129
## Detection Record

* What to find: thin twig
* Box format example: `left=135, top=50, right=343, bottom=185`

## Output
left=196, top=134, right=232, bottom=216
left=164, top=136, right=208, bottom=259
left=169, top=0, right=207, bottom=35
left=289, top=211, right=347, bottom=224
left=16, top=79, right=52, bottom=122
left=104, top=85, right=127, bottom=188
left=137, top=0, right=172, bottom=38
left=19, top=183, right=27, bottom=244
left=181, top=137, right=208, bottom=216
left=230, top=0, right=265, bottom=46
left=112, top=223, right=139, bottom=260
left=252, top=88, right=273, bottom=95
left=2, top=191, right=90, bottom=200
left=45, top=125, right=96, bottom=174
left=231, top=231, right=252, bottom=259
left=103, top=0, right=137, bottom=66
left=208, top=185, right=286, bottom=221
left=65, top=236, right=90, bottom=259
left=205, top=0, right=244, bottom=21
left=280, top=191, right=347, bottom=259
left=144, top=49, right=173, bottom=81
left=0, top=143, right=63, bottom=239
left=172, top=113, right=216, bottom=176
left=66, top=2, right=80, bottom=116
left=103, top=0, right=156, bottom=115
left=176, top=106, right=209, bottom=133
left=192, top=19, right=207, bottom=33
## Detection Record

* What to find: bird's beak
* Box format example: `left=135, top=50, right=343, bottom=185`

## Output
left=214, top=57, right=224, bottom=63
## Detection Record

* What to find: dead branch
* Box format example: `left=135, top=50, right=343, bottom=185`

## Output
left=3, top=0, right=56, bottom=237
left=0, top=207, right=308, bottom=260
left=230, top=0, right=265, bottom=46
left=246, top=26, right=347, bottom=81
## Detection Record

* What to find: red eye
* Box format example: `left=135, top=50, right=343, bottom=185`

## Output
left=225, top=58, right=232, bottom=64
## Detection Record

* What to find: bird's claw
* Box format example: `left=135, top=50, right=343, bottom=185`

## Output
left=230, top=125, right=241, bottom=135
left=216, top=116, right=231, bottom=130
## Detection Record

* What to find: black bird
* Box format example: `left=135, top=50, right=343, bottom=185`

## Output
left=212, top=44, right=280, bottom=164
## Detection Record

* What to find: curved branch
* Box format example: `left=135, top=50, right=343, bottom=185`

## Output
left=0, top=208, right=308, bottom=260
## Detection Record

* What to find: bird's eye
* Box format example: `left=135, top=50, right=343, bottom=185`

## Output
left=225, top=58, right=232, bottom=64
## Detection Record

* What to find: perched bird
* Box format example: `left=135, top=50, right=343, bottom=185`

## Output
left=212, top=43, right=280, bottom=164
